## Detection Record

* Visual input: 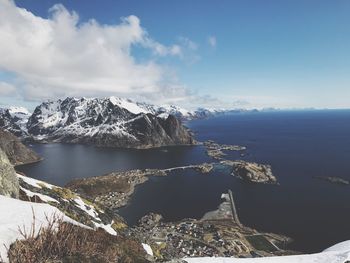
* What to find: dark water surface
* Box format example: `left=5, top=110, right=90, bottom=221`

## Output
left=18, top=110, right=350, bottom=253
left=16, top=144, right=210, bottom=185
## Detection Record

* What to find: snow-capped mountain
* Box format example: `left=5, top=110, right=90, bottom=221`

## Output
left=25, top=97, right=194, bottom=148
left=0, top=107, right=30, bottom=137
left=0, top=96, right=246, bottom=148
left=103, top=97, right=234, bottom=121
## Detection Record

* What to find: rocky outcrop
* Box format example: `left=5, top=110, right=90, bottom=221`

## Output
left=0, top=129, right=41, bottom=166
left=224, top=160, right=277, bottom=184
left=26, top=97, right=195, bottom=148
left=0, top=148, right=19, bottom=198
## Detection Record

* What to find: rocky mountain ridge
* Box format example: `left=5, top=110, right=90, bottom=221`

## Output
left=0, top=97, right=247, bottom=147
left=1, top=97, right=200, bottom=148
left=25, top=97, right=194, bottom=148
left=0, top=107, right=30, bottom=137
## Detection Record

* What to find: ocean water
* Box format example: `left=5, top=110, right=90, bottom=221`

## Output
left=17, top=110, right=350, bottom=253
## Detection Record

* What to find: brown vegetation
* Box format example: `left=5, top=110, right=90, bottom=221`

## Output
left=7, top=214, right=148, bottom=263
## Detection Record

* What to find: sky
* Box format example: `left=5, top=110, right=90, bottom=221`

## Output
left=0, top=0, right=350, bottom=110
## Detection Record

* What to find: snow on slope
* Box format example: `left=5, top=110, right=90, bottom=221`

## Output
left=184, top=243, right=350, bottom=263
left=0, top=96, right=234, bottom=142
left=109, top=96, right=150, bottom=115
left=24, top=97, right=195, bottom=148
left=0, top=195, right=86, bottom=262
left=17, top=173, right=53, bottom=189
left=17, top=173, right=118, bottom=236
left=7, top=107, right=30, bottom=118
left=0, top=106, right=31, bottom=136
left=324, top=240, right=350, bottom=253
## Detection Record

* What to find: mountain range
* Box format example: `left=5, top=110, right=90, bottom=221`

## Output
left=0, top=97, right=204, bottom=148
left=0, top=97, right=252, bottom=148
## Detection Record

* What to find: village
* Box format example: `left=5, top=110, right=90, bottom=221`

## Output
left=129, top=191, right=292, bottom=261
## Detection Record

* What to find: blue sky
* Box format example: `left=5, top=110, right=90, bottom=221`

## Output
left=0, top=0, right=350, bottom=109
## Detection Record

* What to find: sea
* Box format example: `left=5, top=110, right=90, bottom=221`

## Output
left=17, top=110, right=350, bottom=253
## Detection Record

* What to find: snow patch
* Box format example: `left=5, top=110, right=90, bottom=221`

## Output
left=93, top=221, right=117, bottom=236
left=8, top=106, right=30, bottom=117
left=0, top=195, right=88, bottom=262
left=142, top=243, right=154, bottom=256
left=17, top=173, right=53, bottom=189
left=73, top=197, right=117, bottom=236
left=20, top=187, right=59, bottom=204
left=73, top=197, right=99, bottom=219
left=109, top=96, right=149, bottom=115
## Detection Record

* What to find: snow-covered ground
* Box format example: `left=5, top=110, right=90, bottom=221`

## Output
left=184, top=241, right=350, bottom=263
left=0, top=195, right=86, bottom=262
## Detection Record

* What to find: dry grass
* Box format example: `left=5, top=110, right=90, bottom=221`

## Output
left=7, top=213, right=148, bottom=263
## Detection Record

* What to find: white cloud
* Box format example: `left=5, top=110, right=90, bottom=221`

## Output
left=178, top=36, right=198, bottom=51
left=175, top=36, right=200, bottom=64
left=0, top=0, right=196, bottom=104
left=208, top=36, right=217, bottom=48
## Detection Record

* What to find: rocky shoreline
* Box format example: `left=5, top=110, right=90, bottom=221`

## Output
left=224, top=160, right=277, bottom=184
left=66, top=163, right=215, bottom=210
left=66, top=144, right=278, bottom=211
left=203, top=140, right=246, bottom=160
left=128, top=192, right=294, bottom=260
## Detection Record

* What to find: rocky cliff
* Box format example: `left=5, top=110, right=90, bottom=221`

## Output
left=0, top=129, right=41, bottom=166
left=0, top=148, right=19, bottom=198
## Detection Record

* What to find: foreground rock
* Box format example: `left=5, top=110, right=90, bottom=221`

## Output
left=26, top=97, right=195, bottom=148
left=0, top=148, right=19, bottom=198
left=223, top=160, right=277, bottom=184
left=0, top=129, right=41, bottom=166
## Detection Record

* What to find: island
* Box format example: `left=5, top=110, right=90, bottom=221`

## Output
left=313, top=176, right=349, bottom=185
left=223, top=160, right=277, bottom=184
left=204, top=140, right=246, bottom=160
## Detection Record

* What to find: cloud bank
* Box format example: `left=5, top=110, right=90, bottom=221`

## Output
left=0, top=0, right=195, bottom=104
left=0, top=82, right=16, bottom=96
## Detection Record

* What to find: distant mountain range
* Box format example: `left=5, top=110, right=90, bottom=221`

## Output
left=0, top=97, right=253, bottom=148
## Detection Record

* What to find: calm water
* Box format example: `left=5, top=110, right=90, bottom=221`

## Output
left=17, top=110, right=350, bottom=253
left=16, top=144, right=210, bottom=186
